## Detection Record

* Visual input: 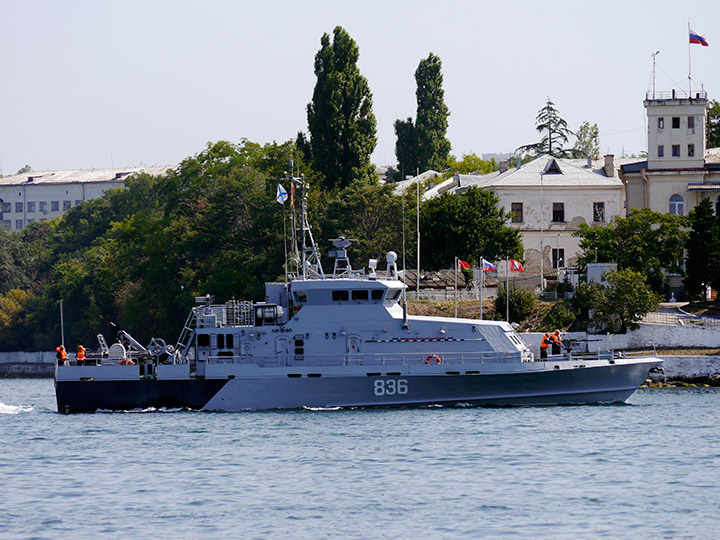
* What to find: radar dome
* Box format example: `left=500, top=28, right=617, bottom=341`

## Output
left=386, top=251, right=397, bottom=264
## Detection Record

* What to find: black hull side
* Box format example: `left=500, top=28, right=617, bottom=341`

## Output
left=55, top=379, right=229, bottom=414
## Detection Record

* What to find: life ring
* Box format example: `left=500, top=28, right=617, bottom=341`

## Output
left=120, top=358, right=135, bottom=366
left=425, top=354, right=441, bottom=365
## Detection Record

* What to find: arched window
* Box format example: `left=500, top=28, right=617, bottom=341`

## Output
left=669, top=194, right=684, bottom=216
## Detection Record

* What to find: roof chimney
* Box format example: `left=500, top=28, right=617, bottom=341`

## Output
left=603, top=154, right=615, bottom=177
left=499, top=160, right=509, bottom=173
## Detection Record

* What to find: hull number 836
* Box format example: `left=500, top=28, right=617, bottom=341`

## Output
left=373, top=378, right=409, bottom=396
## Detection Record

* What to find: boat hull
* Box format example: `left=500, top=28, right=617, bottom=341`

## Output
left=55, top=358, right=662, bottom=413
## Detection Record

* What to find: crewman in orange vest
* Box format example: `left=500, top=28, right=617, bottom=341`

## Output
left=550, top=329, right=562, bottom=355
left=56, top=345, right=67, bottom=365
left=76, top=345, right=86, bottom=365
left=540, top=333, right=550, bottom=360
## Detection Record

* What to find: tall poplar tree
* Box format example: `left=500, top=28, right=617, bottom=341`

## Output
left=684, top=197, right=720, bottom=300
left=306, top=26, right=377, bottom=189
left=394, top=53, right=451, bottom=175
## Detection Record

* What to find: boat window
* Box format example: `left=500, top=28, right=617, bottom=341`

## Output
left=294, top=290, right=307, bottom=303
left=332, top=290, right=349, bottom=302
left=217, top=334, right=225, bottom=349
left=371, top=289, right=384, bottom=301
left=352, top=290, right=369, bottom=301
left=226, top=334, right=234, bottom=349
left=197, top=334, right=210, bottom=347
left=387, top=289, right=402, bottom=301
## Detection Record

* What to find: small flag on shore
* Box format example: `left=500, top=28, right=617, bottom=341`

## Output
left=690, top=29, right=709, bottom=46
left=509, top=259, right=525, bottom=272
left=276, top=184, right=288, bottom=204
left=458, top=259, right=470, bottom=270
left=291, top=184, right=295, bottom=207
left=482, top=259, right=497, bottom=272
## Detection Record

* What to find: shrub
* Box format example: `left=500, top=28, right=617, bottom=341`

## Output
left=495, top=283, right=537, bottom=323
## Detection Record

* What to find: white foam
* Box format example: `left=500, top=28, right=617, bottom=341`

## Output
left=0, top=402, right=33, bottom=414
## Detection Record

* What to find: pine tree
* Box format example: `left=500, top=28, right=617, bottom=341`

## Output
left=394, top=53, right=451, bottom=174
left=517, top=98, right=573, bottom=157
left=306, top=26, right=377, bottom=189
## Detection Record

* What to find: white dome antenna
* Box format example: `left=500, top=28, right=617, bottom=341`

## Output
left=386, top=251, right=398, bottom=279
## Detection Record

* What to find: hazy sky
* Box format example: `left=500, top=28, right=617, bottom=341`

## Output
left=1, top=0, right=718, bottom=176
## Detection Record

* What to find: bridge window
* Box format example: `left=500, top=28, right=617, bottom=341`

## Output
left=217, top=334, right=225, bottom=349
left=352, top=290, right=369, bottom=301
left=197, top=334, right=210, bottom=347
left=226, top=334, right=234, bottom=349
left=371, top=290, right=384, bottom=301
left=332, top=290, right=349, bottom=302
left=387, top=289, right=402, bottom=301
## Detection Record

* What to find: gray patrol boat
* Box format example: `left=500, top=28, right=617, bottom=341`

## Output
left=55, top=176, right=662, bottom=413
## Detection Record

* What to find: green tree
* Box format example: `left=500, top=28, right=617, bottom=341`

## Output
left=415, top=53, right=451, bottom=171
left=708, top=99, right=720, bottom=149
left=495, top=283, right=537, bottom=324
left=580, top=268, right=660, bottom=333
left=684, top=197, right=720, bottom=300
left=16, top=164, right=32, bottom=174
left=574, top=208, right=687, bottom=292
left=393, top=117, right=418, bottom=178
left=517, top=98, right=573, bottom=157
left=395, top=53, right=451, bottom=175
left=306, top=26, right=377, bottom=189
left=0, top=227, right=35, bottom=294
left=420, top=186, right=523, bottom=270
left=573, top=121, right=600, bottom=159
left=445, top=153, right=496, bottom=176
left=319, top=179, right=407, bottom=268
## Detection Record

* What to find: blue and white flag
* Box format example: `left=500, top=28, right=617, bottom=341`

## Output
left=276, top=183, right=288, bottom=204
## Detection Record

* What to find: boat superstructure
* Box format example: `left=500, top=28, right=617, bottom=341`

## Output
left=55, top=176, right=662, bottom=413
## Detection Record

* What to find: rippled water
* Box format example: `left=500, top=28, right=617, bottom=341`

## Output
left=1, top=379, right=719, bottom=539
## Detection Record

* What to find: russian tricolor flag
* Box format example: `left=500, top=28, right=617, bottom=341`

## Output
left=690, top=29, right=709, bottom=46
left=481, top=259, right=497, bottom=272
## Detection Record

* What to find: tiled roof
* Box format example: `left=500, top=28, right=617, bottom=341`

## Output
left=453, top=155, right=623, bottom=191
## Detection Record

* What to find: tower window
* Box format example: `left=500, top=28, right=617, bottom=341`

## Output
left=688, top=116, right=695, bottom=129
left=552, top=202, right=565, bottom=223
left=672, top=145, right=680, bottom=157
left=672, top=117, right=680, bottom=129
left=688, top=144, right=695, bottom=157
left=657, top=117, right=664, bottom=129
left=658, top=145, right=664, bottom=157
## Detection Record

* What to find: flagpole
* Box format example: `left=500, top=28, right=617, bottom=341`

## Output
left=454, top=257, right=458, bottom=318
left=688, top=20, right=692, bottom=96
left=506, top=259, right=510, bottom=323
left=479, top=266, right=484, bottom=321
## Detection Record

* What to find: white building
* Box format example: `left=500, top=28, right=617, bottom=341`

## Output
left=0, top=166, right=172, bottom=231
left=619, top=90, right=720, bottom=216
left=424, top=154, right=627, bottom=277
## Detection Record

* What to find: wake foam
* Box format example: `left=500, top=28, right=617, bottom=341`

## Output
left=0, top=402, right=33, bottom=414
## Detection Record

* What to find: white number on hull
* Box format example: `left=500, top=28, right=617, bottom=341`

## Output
left=373, top=379, right=408, bottom=396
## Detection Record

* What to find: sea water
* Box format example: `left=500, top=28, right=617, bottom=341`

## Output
left=1, top=379, right=718, bottom=540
